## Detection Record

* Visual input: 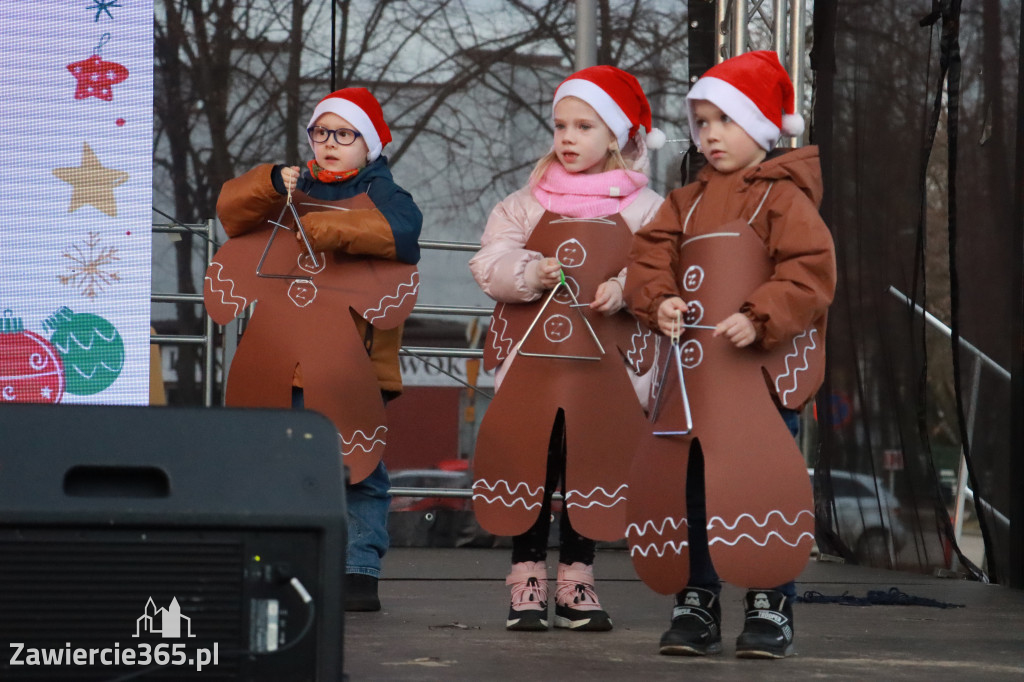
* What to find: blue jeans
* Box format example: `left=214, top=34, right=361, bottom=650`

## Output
left=683, top=407, right=800, bottom=601
left=292, top=388, right=391, bottom=578
left=346, top=460, right=392, bottom=578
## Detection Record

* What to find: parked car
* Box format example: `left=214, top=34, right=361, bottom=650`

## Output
left=386, top=466, right=493, bottom=548
left=809, top=468, right=910, bottom=565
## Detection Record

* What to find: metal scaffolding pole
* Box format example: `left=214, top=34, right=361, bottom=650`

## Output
left=789, top=0, right=807, bottom=146
left=575, top=0, right=598, bottom=69
left=715, top=0, right=728, bottom=62
left=731, top=0, right=748, bottom=59
left=773, top=0, right=787, bottom=63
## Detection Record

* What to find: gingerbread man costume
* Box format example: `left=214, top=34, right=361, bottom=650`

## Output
left=626, top=224, right=824, bottom=593
left=473, top=211, right=657, bottom=541
left=205, top=189, right=418, bottom=484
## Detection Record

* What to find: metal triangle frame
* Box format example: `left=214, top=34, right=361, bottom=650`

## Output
left=515, top=270, right=605, bottom=361
left=256, top=200, right=321, bottom=279
left=649, top=315, right=694, bottom=436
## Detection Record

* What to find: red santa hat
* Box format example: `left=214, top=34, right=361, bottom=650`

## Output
left=686, top=50, right=805, bottom=151
left=307, top=87, right=392, bottom=162
left=553, top=65, right=666, bottom=151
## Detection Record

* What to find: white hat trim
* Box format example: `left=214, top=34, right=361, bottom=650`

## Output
left=553, top=79, right=632, bottom=149
left=687, top=76, right=780, bottom=151
left=308, top=98, right=382, bottom=162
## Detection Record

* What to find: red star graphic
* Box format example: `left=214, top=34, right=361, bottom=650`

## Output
left=66, top=54, right=129, bottom=101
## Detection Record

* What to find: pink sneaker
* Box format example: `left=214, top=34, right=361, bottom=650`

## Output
left=505, top=561, right=548, bottom=631
left=554, top=562, right=612, bottom=631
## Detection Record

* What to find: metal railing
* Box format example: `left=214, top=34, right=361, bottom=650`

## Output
left=888, top=286, right=1010, bottom=572
left=149, top=229, right=492, bottom=406
left=151, top=220, right=217, bottom=407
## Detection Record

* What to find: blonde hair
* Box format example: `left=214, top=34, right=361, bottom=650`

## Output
left=527, top=145, right=630, bottom=188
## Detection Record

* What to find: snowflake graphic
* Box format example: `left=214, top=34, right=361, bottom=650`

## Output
left=60, top=231, right=121, bottom=298
left=88, top=0, right=122, bottom=22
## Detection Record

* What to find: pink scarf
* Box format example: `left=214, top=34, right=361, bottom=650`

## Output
left=531, top=163, right=649, bottom=218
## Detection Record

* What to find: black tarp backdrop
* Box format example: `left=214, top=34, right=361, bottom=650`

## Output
left=1013, top=0, right=1024, bottom=590
left=812, top=0, right=1020, bottom=583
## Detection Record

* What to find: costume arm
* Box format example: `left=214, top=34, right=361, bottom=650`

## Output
left=743, top=186, right=836, bottom=349
left=612, top=190, right=667, bottom=286
left=302, top=180, right=422, bottom=264
left=624, top=191, right=688, bottom=330
left=468, top=189, right=546, bottom=303
left=216, top=164, right=286, bottom=237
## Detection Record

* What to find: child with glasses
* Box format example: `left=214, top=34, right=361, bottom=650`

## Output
left=469, top=66, right=665, bottom=632
left=215, top=87, right=422, bottom=613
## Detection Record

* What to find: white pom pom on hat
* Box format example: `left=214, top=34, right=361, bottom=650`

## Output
left=645, top=127, right=667, bottom=150
left=553, top=65, right=661, bottom=150
left=781, top=112, right=805, bottom=138
left=686, top=50, right=805, bottom=151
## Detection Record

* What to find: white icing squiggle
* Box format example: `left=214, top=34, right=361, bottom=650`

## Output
left=774, top=329, right=818, bottom=404
left=626, top=516, right=689, bottom=538
left=204, top=263, right=247, bottom=318
left=363, top=272, right=420, bottom=323
left=708, top=509, right=813, bottom=531
left=708, top=531, right=815, bottom=548
left=340, top=425, right=388, bottom=456
left=629, top=540, right=690, bottom=557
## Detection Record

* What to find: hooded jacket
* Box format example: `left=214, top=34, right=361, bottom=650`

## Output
left=626, top=146, right=835, bottom=351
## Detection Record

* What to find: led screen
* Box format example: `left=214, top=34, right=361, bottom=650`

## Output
left=0, top=1, right=153, bottom=405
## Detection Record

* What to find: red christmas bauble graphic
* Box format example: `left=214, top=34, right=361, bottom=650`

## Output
left=66, top=54, right=129, bottom=102
left=1, top=311, right=65, bottom=403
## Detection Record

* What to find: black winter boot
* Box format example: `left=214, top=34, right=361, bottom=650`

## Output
left=658, top=586, right=722, bottom=656
left=344, top=573, right=381, bottom=612
left=735, top=589, right=794, bottom=659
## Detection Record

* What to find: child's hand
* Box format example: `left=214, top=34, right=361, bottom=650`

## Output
left=281, top=166, right=301, bottom=194
left=591, top=279, right=624, bottom=314
left=656, top=297, right=689, bottom=336
left=713, top=312, right=757, bottom=348
left=526, top=257, right=563, bottom=291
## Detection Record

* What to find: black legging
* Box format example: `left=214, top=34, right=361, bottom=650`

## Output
left=678, top=408, right=800, bottom=603
left=511, top=410, right=595, bottom=566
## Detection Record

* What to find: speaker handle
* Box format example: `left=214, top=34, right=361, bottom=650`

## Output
left=63, top=465, right=171, bottom=499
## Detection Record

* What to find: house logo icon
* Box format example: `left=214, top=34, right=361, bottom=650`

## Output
left=133, top=597, right=197, bottom=638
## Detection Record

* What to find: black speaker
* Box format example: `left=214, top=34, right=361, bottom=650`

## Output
left=0, top=404, right=346, bottom=681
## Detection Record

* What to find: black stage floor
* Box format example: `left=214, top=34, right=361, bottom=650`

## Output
left=343, top=547, right=1024, bottom=681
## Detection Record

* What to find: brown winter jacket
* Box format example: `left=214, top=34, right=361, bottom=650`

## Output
left=625, top=146, right=836, bottom=352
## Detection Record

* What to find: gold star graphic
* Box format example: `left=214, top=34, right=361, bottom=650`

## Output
left=53, top=142, right=129, bottom=217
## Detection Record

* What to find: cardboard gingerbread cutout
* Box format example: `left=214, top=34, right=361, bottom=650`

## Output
left=626, top=225, right=824, bottom=593
left=204, top=192, right=419, bottom=483
left=473, top=212, right=657, bottom=541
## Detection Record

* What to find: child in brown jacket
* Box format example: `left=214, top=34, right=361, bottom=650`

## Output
left=625, top=51, right=836, bottom=659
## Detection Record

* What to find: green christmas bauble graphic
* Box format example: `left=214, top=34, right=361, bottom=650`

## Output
left=44, top=307, right=124, bottom=395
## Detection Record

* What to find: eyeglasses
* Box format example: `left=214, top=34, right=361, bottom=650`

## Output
left=307, top=126, right=362, bottom=146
